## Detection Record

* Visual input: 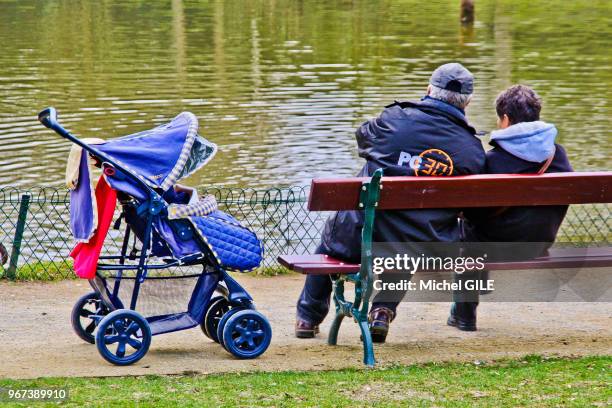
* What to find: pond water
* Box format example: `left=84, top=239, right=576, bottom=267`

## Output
left=0, top=0, right=610, bottom=188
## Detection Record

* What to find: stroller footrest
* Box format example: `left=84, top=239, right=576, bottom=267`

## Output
left=147, top=312, right=198, bottom=335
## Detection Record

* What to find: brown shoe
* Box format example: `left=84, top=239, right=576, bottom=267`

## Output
left=368, top=307, right=395, bottom=343
left=295, top=319, right=320, bottom=338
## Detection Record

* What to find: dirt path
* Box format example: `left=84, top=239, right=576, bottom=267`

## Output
left=0, top=275, right=610, bottom=379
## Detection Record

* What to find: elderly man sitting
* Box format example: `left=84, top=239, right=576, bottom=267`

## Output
left=295, top=63, right=486, bottom=342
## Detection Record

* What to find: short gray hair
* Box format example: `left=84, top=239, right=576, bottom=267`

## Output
left=429, top=84, right=472, bottom=109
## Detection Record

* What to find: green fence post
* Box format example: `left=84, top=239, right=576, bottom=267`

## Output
left=7, top=194, right=31, bottom=280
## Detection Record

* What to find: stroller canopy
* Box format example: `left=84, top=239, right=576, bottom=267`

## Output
left=96, top=112, right=217, bottom=191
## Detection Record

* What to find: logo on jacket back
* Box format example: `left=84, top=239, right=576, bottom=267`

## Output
left=397, top=149, right=454, bottom=176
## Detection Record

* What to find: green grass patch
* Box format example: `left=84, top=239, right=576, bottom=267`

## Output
left=0, top=261, right=290, bottom=280
left=0, top=356, right=609, bottom=407
left=0, top=261, right=75, bottom=281
left=251, top=265, right=295, bottom=277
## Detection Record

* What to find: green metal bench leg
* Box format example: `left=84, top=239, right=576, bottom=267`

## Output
left=327, top=312, right=344, bottom=346
left=354, top=168, right=381, bottom=367
left=358, top=316, right=376, bottom=367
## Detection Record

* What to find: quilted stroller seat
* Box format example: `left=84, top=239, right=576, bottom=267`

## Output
left=121, top=186, right=263, bottom=272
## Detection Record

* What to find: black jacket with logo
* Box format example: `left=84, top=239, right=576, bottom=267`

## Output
left=318, top=97, right=486, bottom=262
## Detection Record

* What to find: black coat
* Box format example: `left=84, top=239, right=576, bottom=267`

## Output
left=464, top=143, right=573, bottom=246
left=318, top=97, right=486, bottom=262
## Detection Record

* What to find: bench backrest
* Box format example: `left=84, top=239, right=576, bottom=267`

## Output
left=307, top=171, right=612, bottom=211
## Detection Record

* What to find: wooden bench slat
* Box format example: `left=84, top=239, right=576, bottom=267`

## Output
left=486, top=256, right=612, bottom=270
left=308, top=172, right=612, bottom=211
left=546, top=247, right=612, bottom=258
left=293, top=263, right=361, bottom=275
left=278, top=254, right=360, bottom=275
left=278, top=254, right=334, bottom=268
left=279, top=248, right=612, bottom=275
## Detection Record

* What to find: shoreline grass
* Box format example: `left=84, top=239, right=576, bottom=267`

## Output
left=0, top=355, right=609, bottom=407
left=0, top=261, right=75, bottom=281
left=0, top=261, right=292, bottom=281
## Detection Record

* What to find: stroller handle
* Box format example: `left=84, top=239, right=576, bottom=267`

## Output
left=38, top=107, right=59, bottom=130
left=38, top=107, right=103, bottom=153
left=37, top=107, right=161, bottom=206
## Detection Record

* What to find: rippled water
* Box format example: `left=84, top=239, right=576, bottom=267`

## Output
left=0, top=0, right=610, bottom=188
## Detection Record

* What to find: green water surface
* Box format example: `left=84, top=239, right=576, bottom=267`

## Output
left=0, top=0, right=610, bottom=187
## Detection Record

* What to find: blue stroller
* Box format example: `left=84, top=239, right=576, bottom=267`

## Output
left=39, top=108, right=271, bottom=365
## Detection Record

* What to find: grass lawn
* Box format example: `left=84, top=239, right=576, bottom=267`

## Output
left=0, top=261, right=291, bottom=280
left=0, top=355, right=609, bottom=407
left=0, top=261, right=75, bottom=281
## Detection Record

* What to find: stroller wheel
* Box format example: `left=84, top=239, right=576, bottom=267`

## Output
left=222, top=310, right=272, bottom=359
left=95, top=309, right=151, bottom=366
left=71, top=292, right=109, bottom=344
left=201, top=296, right=230, bottom=342
left=216, top=307, right=247, bottom=350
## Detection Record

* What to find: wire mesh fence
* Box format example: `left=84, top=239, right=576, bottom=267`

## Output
left=0, top=185, right=609, bottom=280
left=0, top=185, right=329, bottom=280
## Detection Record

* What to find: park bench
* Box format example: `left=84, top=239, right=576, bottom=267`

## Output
left=278, top=170, right=612, bottom=366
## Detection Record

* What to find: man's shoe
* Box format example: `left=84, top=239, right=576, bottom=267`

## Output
left=368, top=307, right=395, bottom=343
left=295, top=319, right=319, bottom=338
left=447, top=302, right=477, bottom=331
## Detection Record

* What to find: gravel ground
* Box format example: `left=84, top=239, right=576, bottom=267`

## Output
left=0, top=274, right=610, bottom=379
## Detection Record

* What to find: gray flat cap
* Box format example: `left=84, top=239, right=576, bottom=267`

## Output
left=429, top=63, right=474, bottom=94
